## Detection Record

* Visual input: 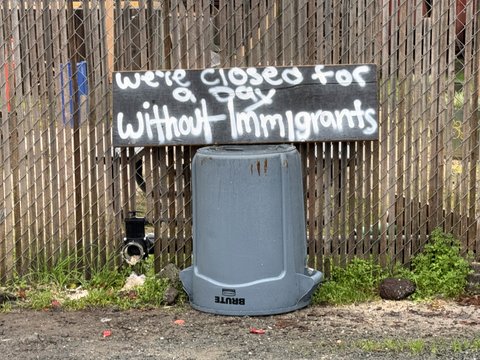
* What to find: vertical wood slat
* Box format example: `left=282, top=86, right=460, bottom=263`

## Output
left=315, top=144, right=325, bottom=270
left=443, top=0, right=456, bottom=234
left=459, top=1, right=470, bottom=245
left=363, top=142, right=373, bottom=257
left=153, top=147, right=162, bottom=273
left=167, top=148, right=175, bottom=262
left=387, top=0, right=398, bottom=267
left=178, top=0, right=188, bottom=68
left=36, top=0, right=51, bottom=269
left=201, top=0, right=211, bottom=68
left=186, top=0, right=196, bottom=68
left=105, top=0, right=120, bottom=266
left=306, top=0, right=316, bottom=64
left=50, top=0, right=65, bottom=262
left=218, top=0, right=227, bottom=67
left=15, top=3, right=30, bottom=276
left=80, top=1, right=91, bottom=274
left=42, top=0, right=60, bottom=267
left=402, top=0, right=414, bottom=265
left=339, top=142, right=348, bottom=265
left=420, top=17, right=431, bottom=247
left=297, top=1, right=307, bottom=65
left=234, top=0, right=245, bottom=66
left=85, top=0, right=102, bottom=269
left=473, top=3, right=480, bottom=257
left=30, top=1, right=45, bottom=269
left=347, top=142, right=356, bottom=258
left=94, top=0, right=108, bottom=267
left=332, top=142, right=340, bottom=265
left=0, top=3, right=12, bottom=281
left=370, top=0, right=382, bottom=262
left=24, top=1, right=39, bottom=271
left=184, top=0, right=206, bottom=69
left=66, top=0, right=84, bottom=271
left=324, top=144, right=333, bottom=267
left=379, top=0, right=390, bottom=266
left=265, top=0, right=276, bottom=65
left=436, top=0, right=447, bottom=230
left=322, top=0, right=333, bottom=63
left=409, top=0, right=422, bottom=257
left=183, top=146, right=194, bottom=268
left=428, top=0, right=441, bottom=234
left=463, top=1, right=478, bottom=251
left=307, top=143, right=316, bottom=268
left=174, top=146, right=185, bottom=264
left=11, top=1, right=23, bottom=275
left=169, top=0, right=180, bottom=68
left=395, top=0, right=406, bottom=265
left=61, top=2, right=78, bottom=264
left=274, top=0, right=283, bottom=65
left=159, top=147, right=169, bottom=269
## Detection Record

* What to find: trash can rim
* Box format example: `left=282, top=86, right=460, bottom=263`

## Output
left=197, top=144, right=296, bottom=156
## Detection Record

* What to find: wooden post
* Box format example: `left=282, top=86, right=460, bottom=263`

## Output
left=105, top=0, right=114, bottom=82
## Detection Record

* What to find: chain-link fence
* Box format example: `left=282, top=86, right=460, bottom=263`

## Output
left=0, top=0, right=479, bottom=281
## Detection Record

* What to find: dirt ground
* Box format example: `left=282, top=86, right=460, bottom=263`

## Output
left=1, top=299, right=480, bottom=360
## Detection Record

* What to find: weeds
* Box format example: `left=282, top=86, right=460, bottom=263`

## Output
left=2, top=254, right=176, bottom=312
left=356, top=338, right=480, bottom=355
left=408, top=228, right=472, bottom=300
left=313, top=228, right=472, bottom=305
left=1, top=228, right=473, bottom=311
left=312, top=257, right=385, bottom=305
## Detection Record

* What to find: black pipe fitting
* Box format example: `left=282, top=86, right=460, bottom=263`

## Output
left=122, top=211, right=154, bottom=265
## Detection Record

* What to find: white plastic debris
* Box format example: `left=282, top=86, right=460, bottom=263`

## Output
left=65, top=288, right=89, bottom=300
left=121, top=272, right=146, bottom=291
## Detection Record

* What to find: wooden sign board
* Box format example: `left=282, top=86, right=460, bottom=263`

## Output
left=112, top=64, right=378, bottom=146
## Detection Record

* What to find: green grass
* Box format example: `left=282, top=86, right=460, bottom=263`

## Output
left=355, top=338, right=480, bottom=354
left=408, top=229, right=472, bottom=300
left=312, top=228, right=472, bottom=305
left=1, top=254, right=178, bottom=312
left=312, top=257, right=386, bottom=305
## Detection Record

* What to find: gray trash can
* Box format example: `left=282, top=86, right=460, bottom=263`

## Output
left=180, top=144, right=322, bottom=315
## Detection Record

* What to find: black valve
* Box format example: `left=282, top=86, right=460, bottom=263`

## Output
left=122, top=211, right=154, bottom=265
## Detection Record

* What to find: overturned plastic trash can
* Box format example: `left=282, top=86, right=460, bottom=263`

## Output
left=180, top=144, right=322, bottom=315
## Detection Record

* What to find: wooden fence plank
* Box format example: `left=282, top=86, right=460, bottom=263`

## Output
left=347, top=142, right=357, bottom=258
left=379, top=0, right=390, bottom=266
left=0, top=4, right=11, bottom=281
left=42, top=1, right=60, bottom=268
left=395, top=0, right=407, bottom=265
left=307, top=143, right=316, bottom=268
left=463, top=1, right=479, bottom=251
left=23, top=1, right=39, bottom=271
left=11, top=1, right=24, bottom=275
left=427, top=0, right=441, bottom=234
left=315, top=143, right=325, bottom=270
left=182, top=145, right=194, bottom=268
left=16, top=2, right=30, bottom=277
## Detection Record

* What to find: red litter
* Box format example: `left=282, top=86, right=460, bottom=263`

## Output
left=249, top=327, right=266, bottom=335
left=174, top=319, right=185, bottom=325
left=102, top=330, right=112, bottom=338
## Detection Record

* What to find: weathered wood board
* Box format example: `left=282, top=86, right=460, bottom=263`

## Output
left=112, top=64, right=378, bottom=146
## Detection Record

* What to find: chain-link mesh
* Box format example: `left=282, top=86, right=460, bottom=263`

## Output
left=0, top=0, right=479, bottom=281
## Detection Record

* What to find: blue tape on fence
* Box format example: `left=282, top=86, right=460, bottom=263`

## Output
left=60, top=61, right=88, bottom=127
